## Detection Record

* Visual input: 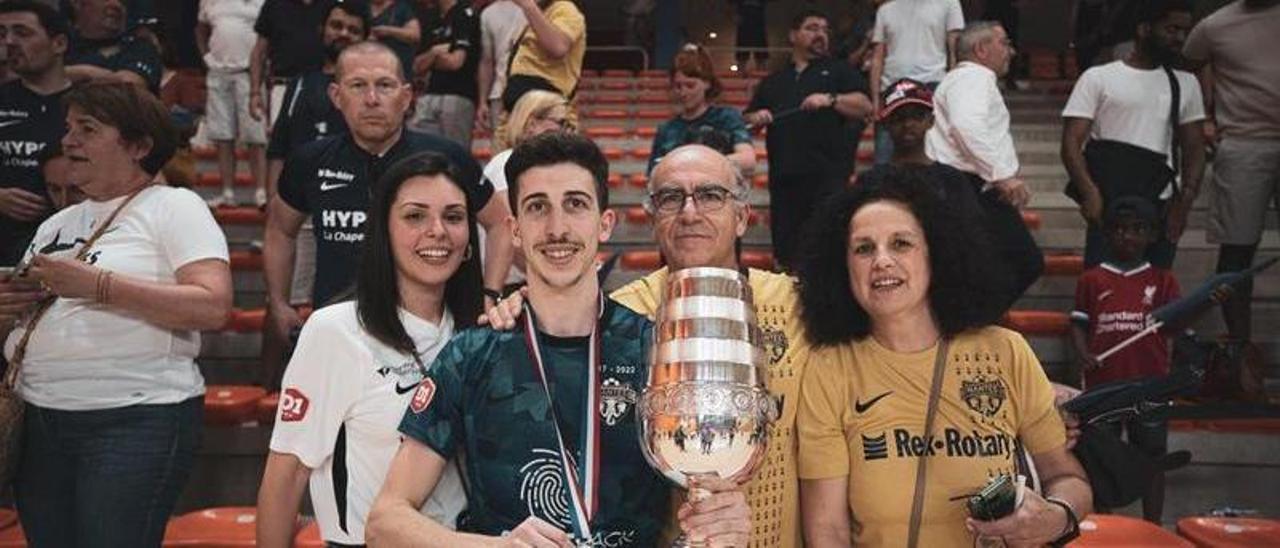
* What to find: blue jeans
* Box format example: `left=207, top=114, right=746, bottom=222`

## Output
left=15, top=397, right=203, bottom=548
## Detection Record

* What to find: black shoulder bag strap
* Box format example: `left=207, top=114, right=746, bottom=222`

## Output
left=1163, top=65, right=1182, bottom=197
left=906, top=338, right=951, bottom=548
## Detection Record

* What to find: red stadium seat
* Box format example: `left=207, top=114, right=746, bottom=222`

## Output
left=752, top=174, right=768, bottom=189
left=1177, top=516, right=1280, bottom=547
left=607, top=173, right=624, bottom=189
left=631, top=147, right=653, bottom=159
left=581, top=69, right=599, bottom=78
left=747, top=210, right=763, bottom=226
left=755, top=147, right=768, bottom=161
left=639, top=79, right=669, bottom=90
left=473, top=147, right=494, bottom=161
left=212, top=207, right=265, bottom=226
left=602, top=69, right=633, bottom=78
left=256, top=392, right=280, bottom=424
left=621, top=250, right=662, bottom=271
left=204, top=385, right=268, bottom=426
left=629, top=173, right=649, bottom=189
left=1022, top=211, right=1043, bottom=230
left=192, top=146, right=249, bottom=162
left=590, top=94, right=632, bottom=105
left=164, top=507, right=292, bottom=547
left=223, top=306, right=313, bottom=333
left=1000, top=310, right=1070, bottom=337
left=1043, top=254, right=1085, bottom=276
left=636, top=126, right=658, bottom=138
left=585, top=126, right=628, bottom=139
left=640, top=69, right=667, bottom=78
left=1069, top=514, right=1194, bottom=547
left=747, top=69, right=770, bottom=78
left=624, top=206, right=650, bottom=225
left=603, top=147, right=626, bottom=161
left=637, top=91, right=669, bottom=104
left=0, top=516, right=25, bottom=548
left=855, top=148, right=874, bottom=163
left=590, top=109, right=628, bottom=120
left=228, top=249, right=263, bottom=272
left=720, top=79, right=750, bottom=91
left=0, top=510, right=14, bottom=532
left=195, top=172, right=257, bottom=188
left=636, top=108, right=672, bottom=120
left=721, top=92, right=750, bottom=105
left=598, top=81, right=631, bottom=91
left=741, top=251, right=774, bottom=271
left=294, top=520, right=324, bottom=548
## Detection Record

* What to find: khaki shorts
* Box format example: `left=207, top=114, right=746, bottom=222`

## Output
left=205, top=70, right=268, bottom=145
left=1208, top=137, right=1280, bottom=245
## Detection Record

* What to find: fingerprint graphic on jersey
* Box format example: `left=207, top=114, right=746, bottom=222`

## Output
left=519, top=448, right=573, bottom=529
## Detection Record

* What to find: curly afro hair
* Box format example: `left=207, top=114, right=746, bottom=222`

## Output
left=796, top=167, right=1011, bottom=347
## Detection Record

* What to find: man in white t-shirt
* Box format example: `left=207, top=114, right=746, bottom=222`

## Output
left=197, top=0, right=268, bottom=208
left=869, top=0, right=964, bottom=165
left=476, top=0, right=526, bottom=133
left=1061, top=0, right=1205, bottom=270
left=1182, top=0, right=1280, bottom=341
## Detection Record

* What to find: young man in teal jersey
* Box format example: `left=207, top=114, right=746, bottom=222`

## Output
left=368, top=132, right=751, bottom=547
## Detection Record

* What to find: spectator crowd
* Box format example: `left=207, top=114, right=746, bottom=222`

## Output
left=0, top=0, right=1275, bottom=546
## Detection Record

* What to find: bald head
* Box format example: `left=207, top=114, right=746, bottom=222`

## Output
left=335, top=40, right=403, bottom=82
left=650, top=144, right=746, bottom=196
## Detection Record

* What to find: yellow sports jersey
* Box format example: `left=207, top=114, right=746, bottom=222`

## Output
left=797, top=326, right=1066, bottom=547
left=509, top=0, right=586, bottom=98
left=611, top=267, right=805, bottom=548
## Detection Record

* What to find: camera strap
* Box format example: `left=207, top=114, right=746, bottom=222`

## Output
left=520, top=292, right=605, bottom=546
left=906, top=338, right=950, bottom=548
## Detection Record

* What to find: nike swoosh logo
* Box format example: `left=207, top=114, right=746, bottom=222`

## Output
left=854, top=391, right=892, bottom=414
left=319, top=182, right=348, bottom=191
left=395, top=382, right=418, bottom=395
left=0, top=119, right=24, bottom=128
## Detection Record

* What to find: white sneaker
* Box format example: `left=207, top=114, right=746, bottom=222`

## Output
left=206, top=188, right=237, bottom=208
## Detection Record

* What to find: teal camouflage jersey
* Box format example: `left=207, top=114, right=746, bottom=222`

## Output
left=399, top=299, right=668, bottom=546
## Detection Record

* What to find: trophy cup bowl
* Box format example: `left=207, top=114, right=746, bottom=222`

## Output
left=638, top=267, right=777, bottom=547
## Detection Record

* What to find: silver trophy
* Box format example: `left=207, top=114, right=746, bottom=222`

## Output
left=638, top=267, right=777, bottom=547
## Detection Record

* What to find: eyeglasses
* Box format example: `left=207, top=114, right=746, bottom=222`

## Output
left=340, top=79, right=403, bottom=98
left=648, top=185, right=739, bottom=214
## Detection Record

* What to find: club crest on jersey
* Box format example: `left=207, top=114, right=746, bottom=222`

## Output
left=410, top=379, right=437, bottom=414
left=599, top=377, right=637, bottom=426
left=960, top=374, right=1007, bottom=418
left=280, top=388, right=310, bottom=422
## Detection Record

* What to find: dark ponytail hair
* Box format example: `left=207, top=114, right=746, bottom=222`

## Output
left=354, top=151, right=484, bottom=356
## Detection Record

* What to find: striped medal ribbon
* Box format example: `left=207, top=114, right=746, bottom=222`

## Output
left=521, top=293, right=605, bottom=547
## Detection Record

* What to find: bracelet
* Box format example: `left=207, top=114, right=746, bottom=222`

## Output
left=95, top=269, right=114, bottom=304
left=482, top=287, right=503, bottom=301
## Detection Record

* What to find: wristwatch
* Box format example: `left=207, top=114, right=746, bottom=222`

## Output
left=1045, top=497, right=1081, bottom=547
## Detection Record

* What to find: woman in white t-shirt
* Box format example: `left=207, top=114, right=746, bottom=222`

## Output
left=480, top=89, right=570, bottom=288
left=0, top=82, right=233, bottom=547
left=256, top=152, right=483, bottom=546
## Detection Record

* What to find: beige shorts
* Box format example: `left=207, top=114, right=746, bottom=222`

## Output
left=1207, top=137, right=1280, bottom=245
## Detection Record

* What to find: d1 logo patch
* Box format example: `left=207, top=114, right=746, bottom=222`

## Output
left=410, top=379, right=437, bottom=414
left=280, top=388, right=310, bottom=422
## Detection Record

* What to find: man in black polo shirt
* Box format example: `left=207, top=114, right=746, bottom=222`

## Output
left=266, top=0, right=370, bottom=194
left=263, top=41, right=514, bottom=345
left=249, top=0, right=326, bottom=126
left=744, top=8, right=872, bottom=271
left=63, top=0, right=161, bottom=92
left=409, top=0, right=480, bottom=147
left=0, top=1, right=72, bottom=265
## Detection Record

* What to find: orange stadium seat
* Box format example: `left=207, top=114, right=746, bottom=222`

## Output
left=602, top=69, right=633, bottom=78
left=294, top=521, right=324, bottom=548
left=640, top=69, right=667, bottom=78
left=473, top=147, right=494, bottom=161
left=607, top=173, right=624, bottom=188
left=163, top=507, right=283, bottom=547
left=752, top=174, right=768, bottom=189
left=630, top=173, right=648, bottom=189
left=256, top=392, right=280, bottom=424
left=636, top=126, right=658, bottom=138
left=621, top=250, right=663, bottom=271
left=585, top=126, right=628, bottom=139
left=1000, top=310, right=1070, bottom=337
left=590, top=108, right=628, bottom=120
left=591, top=94, right=631, bottom=105
left=195, top=172, right=257, bottom=188
left=581, top=69, right=599, bottom=78
left=638, top=91, right=669, bottom=104
left=1177, top=516, right=1280, bottom=547
left=631, top=147, right=653, bottom=159
left=721, top=79, right=750, bottom=91
left=639, top=79, right=669, bottom=90
left=722, top=92, right=750, bottom=105
left=747, top=69, right=770, bottom=78
left=1069, top=514, right=1194, bottom=547
left=224, top=306, right=313, bottom=333
left=0, top=517, right=25, bottom=548
left=203, top=385, right=268, bottom=426
left=192, top=146, right=250, bottom=162
left=741, top=251, right=774, bottom=271
left=636, top=108, right=672, bottom=120
left=1022, top=211, right=1042, bottom=230
left=598, top=81, right=631, bottom=91
left=212, top=207, right=265, bottom=226
left=624, top=206, right=650, bottom=225
left=1043, top=254, right=1085, bottom=276
left=603, top=147, right=626, bottom=161
left=228, top=249, right=263, bottom=272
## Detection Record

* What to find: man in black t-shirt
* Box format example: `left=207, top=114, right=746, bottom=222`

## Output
left=0, top=1, right=72, bottom=265
left=249, top=0, right=327, bottom=126
left=63, top=0, right=161, bottom=92
left=409, top=0, right=480, bottom=147
left=744, top=9, right=872, bottom=271
left=263, top=42, right=513, bottom=346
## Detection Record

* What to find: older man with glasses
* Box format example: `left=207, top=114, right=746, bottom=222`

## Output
left=484, top=144, right=812, bottom=547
